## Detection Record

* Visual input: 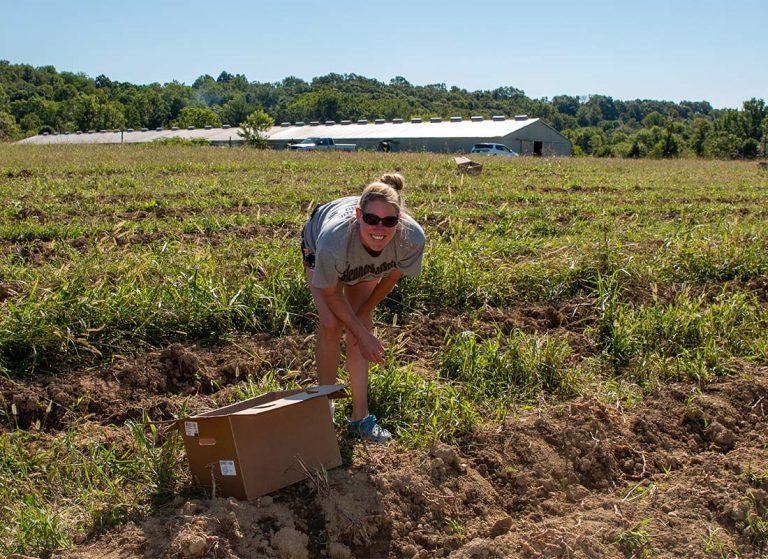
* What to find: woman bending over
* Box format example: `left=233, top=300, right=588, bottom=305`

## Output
left=301, top=173, right=425, bottom=443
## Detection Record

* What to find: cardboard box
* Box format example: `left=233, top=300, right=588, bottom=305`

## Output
left=454, top=156, right=483, bottom=175
left=179, top=384, right=346, bottom=500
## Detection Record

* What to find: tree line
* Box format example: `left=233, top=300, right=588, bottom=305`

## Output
left=1, top=60, right=766, bottom=159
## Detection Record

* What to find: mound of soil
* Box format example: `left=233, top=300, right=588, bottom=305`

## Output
left=2, top=310, right=766, bottom=558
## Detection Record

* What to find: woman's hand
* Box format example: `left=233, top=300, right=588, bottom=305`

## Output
left=318, top=282, right=387, bottom=364
left=350, top=328, right=385, bottom=363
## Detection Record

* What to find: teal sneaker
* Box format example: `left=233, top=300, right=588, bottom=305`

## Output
left=347, top=415, right=392, bottom=444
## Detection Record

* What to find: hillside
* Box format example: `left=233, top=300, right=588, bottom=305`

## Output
left=1, top=61, right=766, bottom=158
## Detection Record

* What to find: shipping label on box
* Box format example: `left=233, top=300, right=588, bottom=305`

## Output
left=184, top=421, right=199, bottom=437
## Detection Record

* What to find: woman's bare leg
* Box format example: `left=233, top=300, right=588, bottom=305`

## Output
left=343, top=279, right=379, bottom=421
left=305, top=266, right=343, bottom=386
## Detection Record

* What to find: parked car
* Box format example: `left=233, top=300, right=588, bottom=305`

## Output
left=287, top=137, right=356, bottom=151
left=470, top=143, right=519, bottom=157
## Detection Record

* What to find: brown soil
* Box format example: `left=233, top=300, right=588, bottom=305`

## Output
left=2, top=309, right=767, bottom=559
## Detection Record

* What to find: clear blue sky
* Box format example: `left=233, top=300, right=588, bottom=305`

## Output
left=2, top=0, right=765, bottom=109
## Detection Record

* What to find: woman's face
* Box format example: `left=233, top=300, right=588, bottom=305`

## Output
left=356, top=200, right=399, bottom=253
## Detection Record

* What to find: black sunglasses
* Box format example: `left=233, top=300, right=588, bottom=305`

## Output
left=361, top=212, right=400, bottom=227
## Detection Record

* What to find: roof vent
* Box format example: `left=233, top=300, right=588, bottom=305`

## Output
left=393, top=118, right=403, bottom=124
left=492, top=115, right=505, bottom=121
left=357, top=119, right=368, bottom=125
left=514, top=114, right=529, bottom=120
left=374, top=118, right=386, bottom=124
left=222, top=124, right=231, bottom=129
left=411, top=118, right=422, bottom=123
left=325, top=120, right=335, bottom=125
left=187, top=126, right=195, bottom=130
left=450, top=116, right=462, bottom=122
left=341, top=120, right=351, bottom=125
left=430, top=117, right=442, bottom=123
left=280, top=122, right=291, bottom=127
left=295, top=121, right=305, bottom=126
left=471, top=116, right=484, bottom=122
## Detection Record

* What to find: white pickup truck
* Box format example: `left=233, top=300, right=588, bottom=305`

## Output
left=287, top=137, right=357, bottom=151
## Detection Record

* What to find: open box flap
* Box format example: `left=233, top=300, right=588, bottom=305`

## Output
left=232, top=384, right=347, bottom=415
left=181, top=384, right=347, bottom=420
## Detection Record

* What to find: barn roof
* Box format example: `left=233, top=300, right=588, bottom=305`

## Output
left=268, top=116, right=540, bottom=140
left=16, top=126, right=242, bottom=145
left=16, top=116, right=546, bottom=145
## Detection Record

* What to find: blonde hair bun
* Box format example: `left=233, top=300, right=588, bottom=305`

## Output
left=360, top=173, right=407, bottom=214
left=379, top=173, right=405, bottom=191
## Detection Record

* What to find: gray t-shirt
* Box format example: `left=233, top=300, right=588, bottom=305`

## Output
left=302, top=196, right=425, bottom=288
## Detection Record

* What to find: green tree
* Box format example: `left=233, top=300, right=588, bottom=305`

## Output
left=741, top=138, right=759, bottom=159
left=71, top=95, right=125, bottom=131
left=239, top=109, right=274, bottom=148
left=0, top=110, right=19, bottom=140
left=219, top=95, right=259, bottom=127
left=125, top=87, right=169, bottom=129
left=193, top=74, right=229, bottom=106
left=162, top=81, right=196, bottom=122
left=288, top=89, right=346, bottom=122
left=94, top=74, right=113, bottom=89
left=173, top=106, right=221, bottom=128
left=680, top=100, right=713, bottom=117
left=717, top=109, right=744, bottom=137
left=689, top=117, right=712, bottom=156
left=641, top=111, right=666, bottom=127
left=551, top=95, right=580, bottom=116
left=741, top=98, right=766, bottom=141
left=762, top=115, right=768, bottom=157
left=20, top=112, right=42, bottom=133
left=97, top=101, right=126, bottom=130
left=563, top=127, right=607, bottom=156
left=0, top=83, right=10, bottom=113
left=704, top=131, right=742, bottom=159
left=10, top=95, right=52, bottom=131
left=491, top=86, right=525, bottom=100
left=549, top=113, right=578, bottom=131
left=648, top=127, right=682, bottom=158
left=576, top=95, right=618, bottom=126
left=73, top=94, right=99, bottom=130
left=626, top=140, right=642, bottom=158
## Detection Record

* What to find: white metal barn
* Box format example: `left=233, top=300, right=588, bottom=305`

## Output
left=16, top=125, right=245, bottom=147
left=269, top=115, right=571, bottom=155
left=17, top=116, right=572, bottom=156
